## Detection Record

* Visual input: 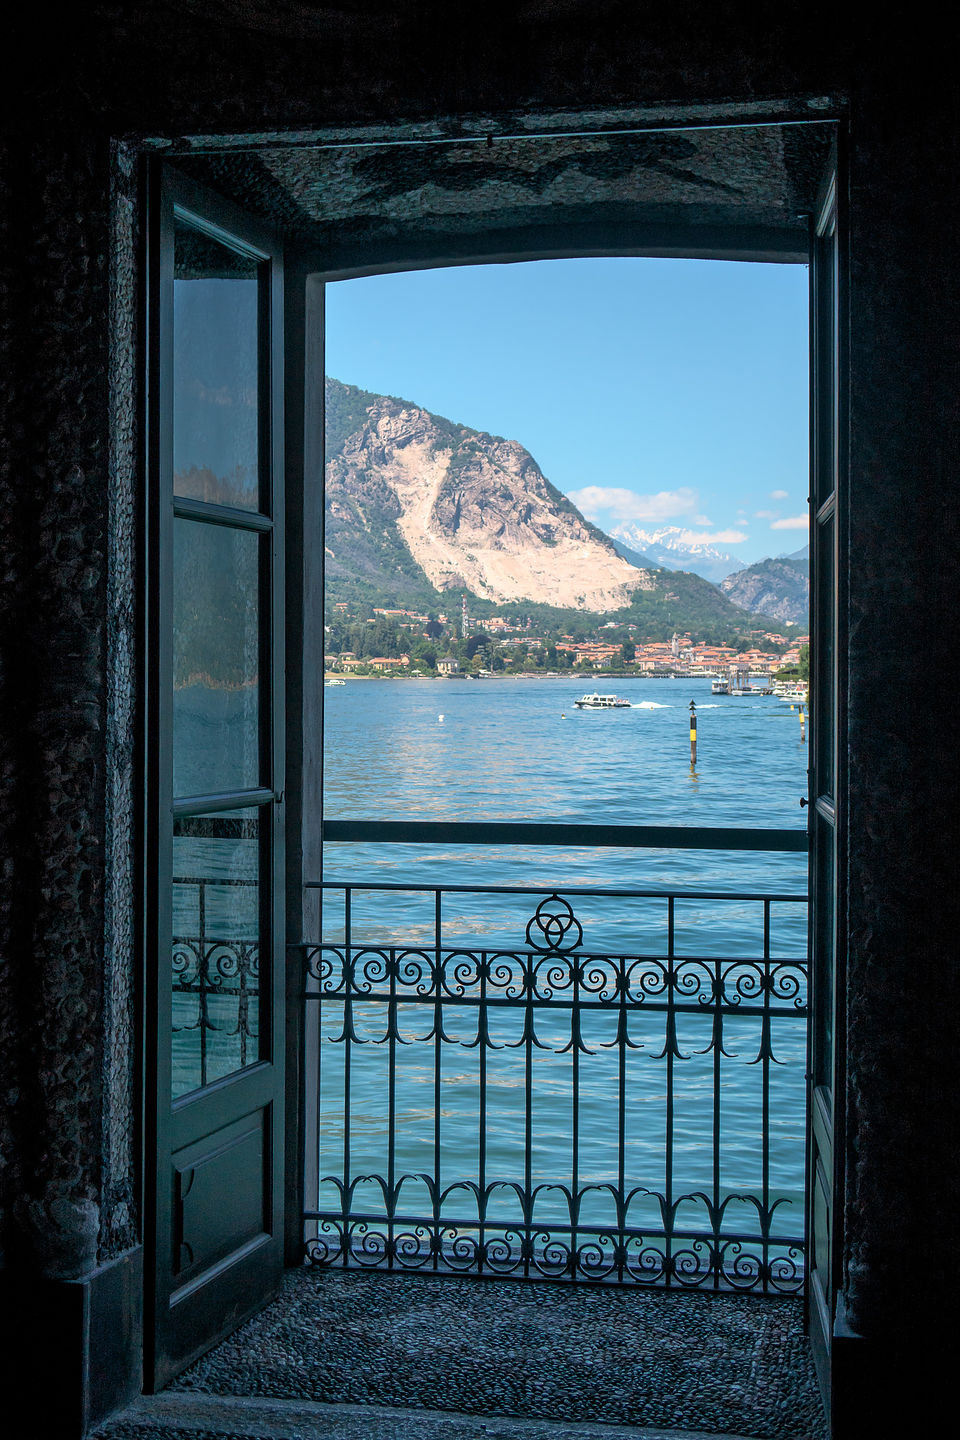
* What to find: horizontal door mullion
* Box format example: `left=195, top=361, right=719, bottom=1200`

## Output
left=322, top=819, right=809, bottom=852
left=173, top=495, right=274, bottom=532
left=172, top=787, right=276, bottom=818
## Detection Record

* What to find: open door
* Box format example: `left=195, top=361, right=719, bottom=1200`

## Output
left=806, top=144, right=844, bottom=1409
left=146, top=170, right=286, bottom=1387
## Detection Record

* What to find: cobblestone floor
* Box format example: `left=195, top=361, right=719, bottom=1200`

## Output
left=95, top=1269, right=827, bottom=1440
left=93, top=1393, right=762, bottom=1440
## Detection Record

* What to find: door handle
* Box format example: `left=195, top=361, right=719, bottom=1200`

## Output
left=799, top=797, right=808, bottom=808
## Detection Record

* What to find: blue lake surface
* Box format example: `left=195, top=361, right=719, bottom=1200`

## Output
left=321, top=674, right=808, bottom=892
left=315, top=676, right=810, bottom=1251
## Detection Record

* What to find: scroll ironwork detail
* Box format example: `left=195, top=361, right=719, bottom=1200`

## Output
left=299, top=883, right=808, bottom=1295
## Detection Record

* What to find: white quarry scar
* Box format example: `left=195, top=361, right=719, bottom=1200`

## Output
left=386, top=437, right=649, bottom=611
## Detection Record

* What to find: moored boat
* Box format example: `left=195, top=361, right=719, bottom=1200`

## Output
left=772, top=679, right=808, bottom=701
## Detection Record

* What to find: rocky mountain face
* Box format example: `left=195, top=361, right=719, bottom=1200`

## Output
left=719, top=553, right=809, bottom=624
left=610, top=536, right=658, bottom=570
left=608, top=524, right=747, bottom=583
left=325, top=379, right=655, bottom=611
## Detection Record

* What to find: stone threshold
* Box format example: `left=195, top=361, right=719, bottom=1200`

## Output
left=98, top=1393, right=758, bottom=1440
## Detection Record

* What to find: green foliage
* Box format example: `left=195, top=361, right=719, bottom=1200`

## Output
left=324, top=377, right=381, bottom=456
left=799, top=643, right=810, bottom=682
left=618, top=569, right=802, bottom=645
left=326, top=615, right=412, bottom=660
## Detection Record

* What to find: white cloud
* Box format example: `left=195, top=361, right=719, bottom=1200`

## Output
left=771, top=514, right=809, bottom=530
left=568, top=485, right=698, bottom=523
left=755, top=508, right=778, bottom=520
left=694, top=514, right=712, bottom=526
left=674, top=527, right=749, bottom=546
left=770, top=489, right=789, bottom=499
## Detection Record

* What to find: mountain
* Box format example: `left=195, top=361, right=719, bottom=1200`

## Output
left=620, top=565, right=797, bottom=641
left=719, top=553, right=809, bottom=624
left=607, top=524, right=748, bottom=583
left=324, top=379, right=655, bottom=612
left=323, top=379, right=801, bottom=640
left=610, top=536, right=658, bottom=570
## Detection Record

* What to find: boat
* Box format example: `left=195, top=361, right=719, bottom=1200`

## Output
left=573, top=692, right=631, bottom=709
left=324, top=676, right=346, bottom=686
left=725, top=668, right=774, bottom=696
left=711, top=676, right=730, bottom=695
left=772, top=679, right=808, bottom=701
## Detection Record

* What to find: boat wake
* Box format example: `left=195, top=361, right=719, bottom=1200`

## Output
left=630, top=700, right=726, bottom=710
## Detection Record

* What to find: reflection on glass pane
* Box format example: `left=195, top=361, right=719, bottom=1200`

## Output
left=173, top=518, right=260, bottom=797
left=172, top=809, right=261, bottom=1098
left=816, top=516, right=835, bottom=799
left=814, top=817, right=835, bottom=1090
left=174, top=217, right=260, bottom=510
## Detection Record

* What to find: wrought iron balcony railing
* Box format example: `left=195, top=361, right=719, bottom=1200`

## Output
left=299, top=820, right=808, bottom=1295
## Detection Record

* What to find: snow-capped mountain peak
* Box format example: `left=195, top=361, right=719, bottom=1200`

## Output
left=608, top=525, right=748, bottom=584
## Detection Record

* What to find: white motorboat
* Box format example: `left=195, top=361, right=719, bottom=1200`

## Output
left=573, top=692, right=631, bottom=709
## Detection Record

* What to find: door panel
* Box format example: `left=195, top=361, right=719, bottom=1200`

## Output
left=807, top=148, right=844, bottom=1406
left=172, top=1107, right=269, bottom=1285
left=148, top=169, right=286, bottom=1388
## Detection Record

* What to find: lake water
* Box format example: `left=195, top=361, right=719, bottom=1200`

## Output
left=322, top=674, right=808, bottom=891
left=311, top=676, right=809, bottom=1282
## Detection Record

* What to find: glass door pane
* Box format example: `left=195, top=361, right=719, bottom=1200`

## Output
left=173, top=218, right=261, bottom=510
left=167, top=209, right=273, bottom=1102
left=172, top=517, right=262, bottom=797
left=172, top=808, right=262, bottom=1096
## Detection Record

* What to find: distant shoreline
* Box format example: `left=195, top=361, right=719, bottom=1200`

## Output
left=324, top=671, right=741, bottom=683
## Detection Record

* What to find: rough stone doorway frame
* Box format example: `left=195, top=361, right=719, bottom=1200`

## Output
left=137, top=102, right=842, bottom=1413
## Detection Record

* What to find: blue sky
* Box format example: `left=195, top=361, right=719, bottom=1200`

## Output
left=325, top=257, right=809, bottom=565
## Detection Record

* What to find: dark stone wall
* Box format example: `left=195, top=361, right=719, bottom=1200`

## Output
left=0, top=132, right=113, bottom=1280
left=0, top=0, right=957, bottom=1374
left=842, top=78, right=960, bottom=1337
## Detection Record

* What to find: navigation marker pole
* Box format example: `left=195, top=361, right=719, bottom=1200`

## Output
left=689, top=699, right=698, bottom=768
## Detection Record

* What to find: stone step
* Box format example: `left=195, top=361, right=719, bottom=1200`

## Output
left=95, top=1393, right=755, bottom=1440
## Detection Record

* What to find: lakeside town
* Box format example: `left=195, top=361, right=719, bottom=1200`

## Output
left=324, top=599, right=808, bottom=682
